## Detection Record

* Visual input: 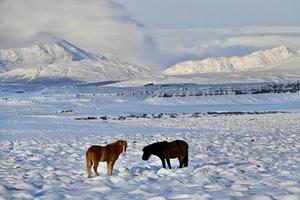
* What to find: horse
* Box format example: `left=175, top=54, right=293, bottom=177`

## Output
left=86, top=140, right=127, bottom=177
left=142, top=140, right=188, bottom=169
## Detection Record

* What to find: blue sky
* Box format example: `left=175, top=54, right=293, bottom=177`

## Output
left=114, top=0, right=300, bottom=29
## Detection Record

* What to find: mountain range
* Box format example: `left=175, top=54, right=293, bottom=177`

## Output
left=164, top=46, right=295, bottom=75
left=0, top=40, right=300, bottom=85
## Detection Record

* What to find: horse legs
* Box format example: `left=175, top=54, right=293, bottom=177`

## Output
left=92, top=157, right=99, bottom=176
left=166, top=159, right=172, bottom=169
left=160, top=157, right=166, bottom=168
left=107, top=159, right=116, bottom=176
left=86, top=156, right=93, bottom=178
left=107, top=162, right=110, bottom=176
left=178, top=157, right=183, bottom=168
left=184, top=152, right=188, bottom=167
left=179, top=153, right=188, bottom=168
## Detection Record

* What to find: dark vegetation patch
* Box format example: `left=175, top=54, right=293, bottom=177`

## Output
left=75, top=116, right=98, bottom=120
left=206, top=111, right=289, bottom=116
left=151, top=81, right=300, bottom=98
left=74, top=111, right=291, bottom=121
left=60, top=109, right=73, bottom=113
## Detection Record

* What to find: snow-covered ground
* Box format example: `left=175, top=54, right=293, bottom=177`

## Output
left=1, top=85, right=300, bottom=199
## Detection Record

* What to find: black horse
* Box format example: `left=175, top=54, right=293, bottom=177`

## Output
left=142, top=140, right=188, bottom=169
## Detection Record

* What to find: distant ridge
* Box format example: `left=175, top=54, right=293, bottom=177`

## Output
left=164, top=46, right=294, bottom=75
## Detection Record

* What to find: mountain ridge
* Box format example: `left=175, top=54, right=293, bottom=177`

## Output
left=164, top=46, right=295, bottom=75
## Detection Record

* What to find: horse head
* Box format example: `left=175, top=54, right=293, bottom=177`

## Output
left=118, top=140, right=127, bottom=156
left=142, top=146, right=151, bottom=160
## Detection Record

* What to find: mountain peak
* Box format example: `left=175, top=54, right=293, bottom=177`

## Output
left=0, top=40, right=103, bottom=70
left=251, top=45, right=292, bottom=58
left=0, top=40, right=156, bottom=83
left=164, top=46, right=295, bottom=75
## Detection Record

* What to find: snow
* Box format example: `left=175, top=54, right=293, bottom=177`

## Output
left=0, top=40, right=156, bottom=83
left=0, top=84, right=300, bottom=199
left=0, top=40, right=101, bottom=70
left=164, top=46, right=295, bottom=75
left=0, top=59, right=156, bottom=83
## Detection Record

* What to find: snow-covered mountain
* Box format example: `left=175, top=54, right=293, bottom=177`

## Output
left=0, top=40, right=156, bottom=83
left=1, top=41, right=299, bottom=85
left=0, top=40, right=103, bottom=71
left=164, top=46, right=295, bottom=75
left=113, top=46, right=300, bottom=87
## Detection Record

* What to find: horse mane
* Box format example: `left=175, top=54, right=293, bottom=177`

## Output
left=106, top=140, right=127, bottom=155
left=143, top=141, right=167, bottom=152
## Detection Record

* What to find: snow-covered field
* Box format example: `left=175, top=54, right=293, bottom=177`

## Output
left=1, top=84, right=300, bottom=199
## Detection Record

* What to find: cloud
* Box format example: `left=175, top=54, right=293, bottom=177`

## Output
left=1, top=1, right=300, bottom=70
left=220, top=35, right=300, bottom=49
left=153, top=26, right=300, bottom=67
left=0, top=0, right=162, bottom=69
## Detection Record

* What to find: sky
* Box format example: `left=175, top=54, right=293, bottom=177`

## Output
left=1, top=0, right=300, bottom=70
left=114, top=0, right=300, bottom=29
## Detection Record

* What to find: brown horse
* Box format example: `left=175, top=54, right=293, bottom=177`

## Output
left=142, top=140, right=188, bottom=169
left=86, top=140, right=127, bottom=177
